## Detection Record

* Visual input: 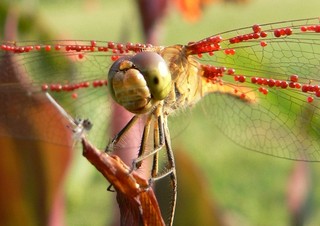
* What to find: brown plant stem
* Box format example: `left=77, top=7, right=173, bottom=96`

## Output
left=82, top=137, right=165, bottom=226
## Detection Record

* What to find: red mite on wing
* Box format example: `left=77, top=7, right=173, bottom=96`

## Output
left=1, top=17, right=320, bottom=226
left=1, top=18, right=319, bottom=103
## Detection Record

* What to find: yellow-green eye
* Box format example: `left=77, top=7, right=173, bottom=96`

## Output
left=108, top=55, right=132, bottom=101
left=131, top=52, right=172, bottom=100
left=107, top=52, right=172, bottom=114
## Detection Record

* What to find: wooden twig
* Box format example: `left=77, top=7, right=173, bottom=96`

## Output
left=81, top=137, right=165, bottom=226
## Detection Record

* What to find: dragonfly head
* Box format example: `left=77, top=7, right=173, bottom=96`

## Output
left=108, top=52, right=172, bottom=114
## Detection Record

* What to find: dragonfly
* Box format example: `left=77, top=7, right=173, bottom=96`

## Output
left=1, top=17, right=320, bottom=225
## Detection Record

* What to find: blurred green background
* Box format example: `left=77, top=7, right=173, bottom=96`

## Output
left=2, top=0, right=320, bottom=225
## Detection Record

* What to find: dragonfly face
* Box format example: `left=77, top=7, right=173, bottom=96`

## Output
left=108, top=51, right=172, bottom=114
left=1, top=17, right=320, bottom=226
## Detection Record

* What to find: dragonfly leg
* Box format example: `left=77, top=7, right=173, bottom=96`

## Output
left=150, top=115, right=163, bottom=178
left=134, top=113, right=153, bottom=169
left=132, top=114, right=164, bottom=169
left=160, top=117, right=177, bottom=226
left=133, top=113, right=177, bottom=226
left=134, top=113, right=176, bottom=180
left=106, top=184, right=115, bottom=192
left=105, top=115, right=140, bottom=153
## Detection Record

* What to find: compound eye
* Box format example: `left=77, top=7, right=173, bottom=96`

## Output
left=108, top=55, right=132, bottom=101
left=131, top=52, right=172, bottom=100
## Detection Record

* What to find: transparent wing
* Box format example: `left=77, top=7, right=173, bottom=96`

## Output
left=0, top=40, right=154, bottom=149
left=189, top=17, right=320, bottom=161
left=1, top=17, right=320, bottom=161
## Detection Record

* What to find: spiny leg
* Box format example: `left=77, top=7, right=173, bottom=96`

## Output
left=106, top=105, right=177, bottom=225
left=151, top=115, right=164, bottom=178
left=133, top=113, right=177, bottom=226
left=134, top=113, right=153, bottom=169
left=105, top=115, right=140, bottom=153
left=160, top=116, right=177, bottom=226
left=148, top=115, right=177, bottom=226
left=129, top=112, right=163, bottom=174
left=151, top=114, right=177, bottom=226
left=132, top=116, right=165, bottom=170
left=133, top=113, right=175, bottom=180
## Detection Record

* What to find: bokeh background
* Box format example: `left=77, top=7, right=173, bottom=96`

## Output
left=1, top=0, right=320, bottom=225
